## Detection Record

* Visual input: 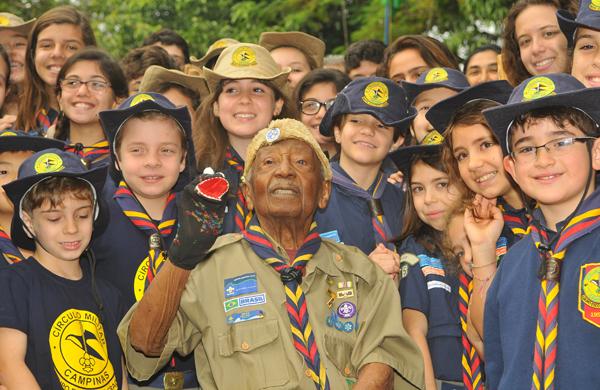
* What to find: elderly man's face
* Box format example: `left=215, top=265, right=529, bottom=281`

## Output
left=243, top=139, right=330, bottom=220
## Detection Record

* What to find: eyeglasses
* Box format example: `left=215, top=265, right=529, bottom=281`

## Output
left=60, top=78, right=111, bottom=93
left=299, top=99, right=336, bottom=115
left=510, top=136, right=596, bottom=163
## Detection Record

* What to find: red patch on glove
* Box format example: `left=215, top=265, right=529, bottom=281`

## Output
left=195, top=176, right=229, bottom=201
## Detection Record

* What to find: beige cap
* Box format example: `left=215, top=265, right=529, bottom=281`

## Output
left=0, top=13, right=35, bottom=35
left=203, top=43, right=290, bottom=94
left=139, top=65, right=209, bottom=100
left=259, top=31, right=325, bottom=69
left=243, top=118, right=332, bottom=182
left=190, top=38, right=240, bottom=68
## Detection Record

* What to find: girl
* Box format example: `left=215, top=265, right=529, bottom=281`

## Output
left=0, top=45, right=10, bottom=119
left=389, top=140, right=464, bottom=390
left=53, top=48, right=128, bottom=168
left=15, top=5, right=96, bottom=134
left=193, top=43, right=293, bottom=233
left=463, top=44, right=501, bottom=86
left=293, top=68, right=350, bottom=158
left=501, top=0, right=576, bottom=86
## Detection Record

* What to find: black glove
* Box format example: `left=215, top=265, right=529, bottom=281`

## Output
left=168, top=168, right=230, bottom=270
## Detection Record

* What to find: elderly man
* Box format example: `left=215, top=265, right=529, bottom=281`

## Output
left=118, top=119, right=424, bottom=390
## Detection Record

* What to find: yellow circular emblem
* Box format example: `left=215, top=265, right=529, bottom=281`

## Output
left=130, top=93, right=155, bottom=107
left=0, top=131, right=17, bottom=136
left=49, top=309, right=117, bottom=389
left=522, top=77, right=556, bottom=101
left=231, top=46, right=257, bottom=67
left=212, top=39, right=230, bottom=49
left=424, top=68, right=449, bottom=83
left=422, top=130, right=444, bottom=145
left=590, top=0, right=600, bottom=11
left=133, top=251, right=167, bottom=301
left=362, top=81, right=389, bottom=108
left=583, top=267, right=600, bottom=306
left=0, top=16, right=9, bottom=26
left=34, top=153, right=64, bottom=174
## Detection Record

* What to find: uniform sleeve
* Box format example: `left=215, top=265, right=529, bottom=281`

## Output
left=0, top=269, right=29, bottom=333
left=399, top=263, right=429, bottom=315
left=483, top=267, right=503, bottom=390
left=351, top=269, right=425, bottom=389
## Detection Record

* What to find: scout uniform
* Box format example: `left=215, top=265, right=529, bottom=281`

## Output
left=315, top=76, right=416, bottom=254
left=482, top=73, right=600, bottom=388
left=0, top=149, right=124, bottom=390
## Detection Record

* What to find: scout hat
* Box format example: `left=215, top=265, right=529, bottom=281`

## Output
left=3, top=149, right=108, bottom=250
left=190, top=38, right=240, bottom=69
left=139, top=65, right=209, bottom=102
left=426, top=80, right=514, bottom=133
left=98, top=92, right=196, bottom=189
left=202, top=43, right=290, bottom=94
left=0, top=13, right=35, bottom=35
left=558, top=0, right=600, bottom=46
left=482, top=73, right=600, bottom=154
left=243, top=118, right=332, bottom=181
left=387, top=131, right=445, bottom=178
left=402, top=67, right=470, bottom=104
left=259, top=31, right=326, bottom=68
left=0, top=129, right=65, bottom=152
left=319, top=76, right=417, bottom=140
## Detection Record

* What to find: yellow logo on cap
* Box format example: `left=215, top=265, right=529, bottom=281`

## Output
left=0, top=16, right=9, bottom=26
left=590, top=0, right=600, bottom=11
left=522, top=77, right=556, bottom=101
left=212, top=39, right=230, bottom=49
left=362, top=82, right=389, bottom=108
left=130, top=93, right=155, bottom=107
left=0, top=131, right=16, bottom=136
left=422, top=130, right=444, bottom=145
left=231, top=46, right=257, bottom=67
left=424, top=68, right=448, bottom=83
left=34, top=153, right=64, bottom=174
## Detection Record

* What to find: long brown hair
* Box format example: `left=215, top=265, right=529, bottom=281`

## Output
left=16, top=5, right=96, bottom=132
left=501, top=0, right=577, bottom=86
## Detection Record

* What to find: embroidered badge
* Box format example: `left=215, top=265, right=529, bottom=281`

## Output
left=579, top=263, right=600, bottom=328
left=34, top=153, right=64, bottom=174
left=134, top=252, right=167, bottom=301
left=212, top=39, right=232, bottom=49
left=336, top=289, right=354, bottom=299
left=0, top=131, right=16, bottom=136
left=522, top=77, right=556, bottom=101
left=342, top=321, right=354, bottom=333
left=427, top=280, right=451, bottom=292
left=0, top=16, right=9, bottom=26
left=424, top=67, right=448, bottom=83
left=224, top=293, right=266, bottom=312
left=226, top=309, right=264, bottom=324
left=591, top=0, right=600, bottom=11
left=362, top=81, right=389, bottom=107
left=418, top=254, right=446, bottom=277
left=130, top=93, right=154, bottom=106
left=337, top=301, right=356, bottom=319
left=320, top=230, right=341, bottom=243
left=495, top=236, right=508, bottom=257
left=265, top=127, right=281, bottom=143
left=337, top=281, right=352, bottom=289
left=224, top=273, right=258, bottom=298
left=421, top=130, right=444, bottom=145
left=231, top=46, right=257, bottom=67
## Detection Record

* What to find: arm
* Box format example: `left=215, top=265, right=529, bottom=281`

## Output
left=368, top=244, right=401, bottom=285
left=466, top=312, right=484, bottom=360
left=402, top=310, right=437, bottom=390
left=0, top=328, right=41, bottom=390
left=121, top=359, right=129, bottom=390
left=354, top=362, right=394, bottom=390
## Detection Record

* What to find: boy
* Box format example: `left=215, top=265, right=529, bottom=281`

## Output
left=482, top=73, right=600, bottom=388
left=93, top=92, right=198, bottom=389
left=0, top=130, right=64, bottom=264
left=0, top=149, right=125, bottom=389
left=316, top=76, right=414, bottom=269
left=344, top=39, right=386, bottom=80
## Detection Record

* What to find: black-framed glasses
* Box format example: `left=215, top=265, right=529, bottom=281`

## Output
left=511, top=136, right=596, bottom=163
left=60, top=78, right=111, bottom=93
left=299, top=99, right=336, bottom=115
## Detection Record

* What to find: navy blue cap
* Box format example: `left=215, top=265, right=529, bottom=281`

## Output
left=558, top=0, right=600, bottom=47
left=387, top=131, right=445, bottom=176
left=319, top=76, right=417, bottom=140
left=402, top=67, right=470, bottom=104
left=99, top=92, right=196, bottom=189
left=482, top=73, right=600, bottom=155
left=2, top=149, right=108, bottom=250
left=0, top=129, right=65, bottom=153
left=426, top=80, right=514, bottom=133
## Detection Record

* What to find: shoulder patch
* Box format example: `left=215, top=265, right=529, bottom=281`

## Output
left=400, top=253, right=419, bottom=279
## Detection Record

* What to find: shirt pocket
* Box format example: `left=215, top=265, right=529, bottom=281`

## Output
left=217, top=318, right=290, bottom=389
left=323, top=330, right=357, bottom=380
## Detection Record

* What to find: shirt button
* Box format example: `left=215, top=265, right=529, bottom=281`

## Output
left=241, top=341, right=250, bottom=351
left=335, top=254, right=342, bottom=262
left=305, top=369, right=312, bottom=378
left=344, top=367, right=351, bottom=376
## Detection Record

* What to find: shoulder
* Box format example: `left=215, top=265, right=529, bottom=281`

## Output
left=209, top=233, right=244, bottom=252
left=319, top=239, right=381, bottom=286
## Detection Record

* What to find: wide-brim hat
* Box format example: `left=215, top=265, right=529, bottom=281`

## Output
left=0, top=13, right=35, bottom=36
left=402, top=67, right=470, bottom=104
left=259, top=31, right=325, bottom=68
left=0, top=130, right=66, bottom=153
left=320, top=76, right=417, bottom=140
left=557, top=1, right=600, bottom=47
left=3, top=149, right=108, bottom=251
left=190, top=38, right=240, bottom=69
left=388, top=143, right=444, bottom=177
left=139, top=65, right=209, bottom=102
left=426, top=80, right=513, bottom=133
left=202, top=43, right=290, bottom=94
left=482, top=73, right=600, bottom=155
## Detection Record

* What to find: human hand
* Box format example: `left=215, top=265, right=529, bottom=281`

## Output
left=386, top=170, right=404, bottom=185
left=0, top=114, right=16, bottom=131
left=368, top=243, right=400, bottom=279
left=464, top=194, right=504, bottom=249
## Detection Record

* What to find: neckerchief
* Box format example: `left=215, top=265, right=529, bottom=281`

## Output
left=497, top=197, right=529, bottom=238
left=225, top=146, right=251, bottom=232
left=114, top=181, right=177, bottom=285
left=0, top=225, right=24, bottom=264
left=458, top=272, right=483, bottom=390
left=242, top=216, right=329, bottom=390
left=35, top=108, right=59, bottom=135
left=529, top=190, right=600, bottom=390
left=65, top=140, right=110, bottom=167
left=331, top=164, right=394, bottom=250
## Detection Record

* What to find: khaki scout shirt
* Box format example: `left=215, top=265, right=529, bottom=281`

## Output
left=119, top=233, right=424, bottom=389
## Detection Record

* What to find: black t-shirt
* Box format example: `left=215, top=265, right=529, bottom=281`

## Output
left=0, top=257, right=125, bottom=390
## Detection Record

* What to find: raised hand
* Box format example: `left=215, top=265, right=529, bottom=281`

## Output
left=464, top=194, right=504, bottom=249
